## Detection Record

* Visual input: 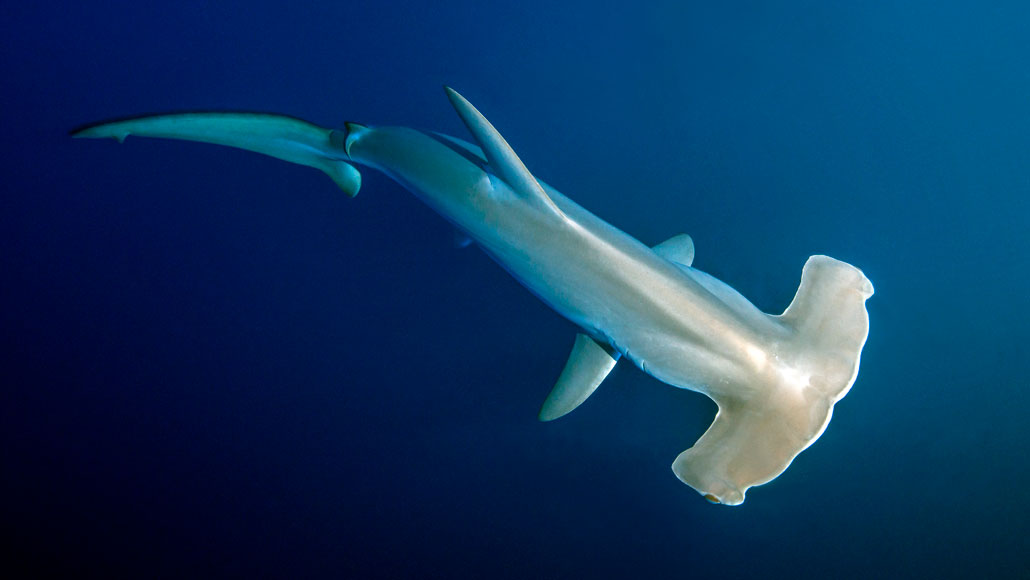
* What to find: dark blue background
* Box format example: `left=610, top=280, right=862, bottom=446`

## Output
left=3, top=1, right=1027, bottom=577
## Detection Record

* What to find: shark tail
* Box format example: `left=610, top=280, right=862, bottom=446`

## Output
left=673, top=255, right=874, bottom=505
left=71, top=112, right=362, bottom=197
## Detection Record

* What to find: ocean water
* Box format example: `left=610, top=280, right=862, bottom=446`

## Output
left=3, top=1, right=1028, bottom=577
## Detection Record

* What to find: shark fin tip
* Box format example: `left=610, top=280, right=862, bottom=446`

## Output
left=69, top=124, right=128, bottom=143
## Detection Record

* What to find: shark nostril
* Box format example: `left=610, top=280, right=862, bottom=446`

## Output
left=704, top=494, right=721, bottom=504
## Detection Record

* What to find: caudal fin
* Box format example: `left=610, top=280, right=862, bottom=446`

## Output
left=72, top=112, right=362, bottom=197
left=673, top=255, right=873, bottom=505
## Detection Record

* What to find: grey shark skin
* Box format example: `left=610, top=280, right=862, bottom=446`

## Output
left=73, top=87, right=873, bottom=505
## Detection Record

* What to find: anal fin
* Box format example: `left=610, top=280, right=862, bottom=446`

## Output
left=539, top=334, right=620, bottom=421
left=318, top=158, right=361, bottom=197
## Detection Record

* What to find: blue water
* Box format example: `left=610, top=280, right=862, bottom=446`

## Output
left=3, top=1, right=1028, bottom=577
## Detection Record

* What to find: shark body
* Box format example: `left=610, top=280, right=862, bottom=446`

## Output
left=73, top=87, right=873, bottom=505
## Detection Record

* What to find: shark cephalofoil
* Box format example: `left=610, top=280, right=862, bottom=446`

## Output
left=73, top=87, right=873, bottom=505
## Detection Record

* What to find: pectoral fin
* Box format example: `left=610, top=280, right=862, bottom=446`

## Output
left=539, top=334, right=620, bottom=421
left=653, top=234, right=694, bottom=267
left=444, top=87, right=566, bottom=219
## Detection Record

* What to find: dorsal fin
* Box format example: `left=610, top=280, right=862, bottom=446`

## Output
left=652, top=234, right=695, bottom=267
left=444, top=87, right=566, bottom=219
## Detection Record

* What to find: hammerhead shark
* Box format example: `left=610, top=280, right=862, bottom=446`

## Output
left=73, top=87, right=873, bottom=505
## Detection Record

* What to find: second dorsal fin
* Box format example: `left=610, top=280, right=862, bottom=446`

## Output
left=444, top=87, right=566, bottom=219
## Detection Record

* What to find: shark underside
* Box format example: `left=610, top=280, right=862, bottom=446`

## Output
left=73, top=87, right=873, bottom=505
